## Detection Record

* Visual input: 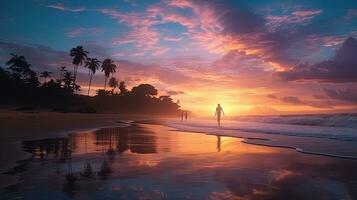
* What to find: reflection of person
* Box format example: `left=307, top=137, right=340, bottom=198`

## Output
left=216, top=136, right=221, bottom=152
left=215, top=104, right=225, bottom=126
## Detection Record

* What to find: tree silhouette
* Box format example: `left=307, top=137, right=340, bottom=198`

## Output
left=6, top=54, right=39, bottom=87
left=108, top=77, right=118, bottom=94
left=70, top=46, right=88, bottom=90
left=40, top=71, right=52, bottom=83
left=101, top=59, right=117, bottom=90
left=84, top=58, right=101, bottom=96
left=59, top=66, right=67, bottom=77
left=1, top=52, right=181, bottom=116
left=131, top=84, right=158, bottom=97
left=6, top=54, right=31, bottom=78
left=119, top=81, right=128, bottom=95
left=62, top=71, right=75, bottom=92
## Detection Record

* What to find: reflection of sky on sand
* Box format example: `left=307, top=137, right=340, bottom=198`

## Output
left=1, top=123, right=357, bottom=199
left=168, top=119, right=357, bottom=159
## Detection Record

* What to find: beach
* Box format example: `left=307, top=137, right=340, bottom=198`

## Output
left=0, top=113, right=357, bottom=199
left=0, top=111, right=151, bottom=188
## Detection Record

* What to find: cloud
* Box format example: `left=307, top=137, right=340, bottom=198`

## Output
left=346, top=9, right=357, bottom=19
left=112, top=59, right=195, bottom=86
left=166, top=0, right=321, bottom=67
left=163, top=36, right=183, bottom=42
left=81, top=41, right=111, bottom=59
left=324, top=88, right=357, bottom=103
left=166, top=90, right=185, bottom=96
left=65, top=27, right=104, bottom=38
left=93, top=0, right=331, bottom=69
left=0, top=41, right=70, bottom=73
left=248, top=105, right=279, bottom=115
left=267, top=94, right=278, bottom=99
left=46, top=3, right=85, bottom=12
left=268, top=94, right=334, bottom=108
left=280, top=96, right=303, bottom=104
left=99, top=9, right=168, bottom=56
left=312, top=94, right=327, bottom=99
left=278, top=37, right=357, bottom=82
left=147, top=5, right=198, bottom=31
left=266, top=9, right=322, bottom=31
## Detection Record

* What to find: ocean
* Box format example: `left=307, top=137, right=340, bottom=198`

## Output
left=167, top=113, right=357, bottom=159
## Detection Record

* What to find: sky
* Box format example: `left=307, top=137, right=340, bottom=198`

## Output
left=1, top=0, right=357, bottom=116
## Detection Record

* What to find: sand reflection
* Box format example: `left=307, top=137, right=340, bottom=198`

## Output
left=1, top=123, right=356, bottom=199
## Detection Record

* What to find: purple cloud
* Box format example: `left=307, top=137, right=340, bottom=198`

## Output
left=0, top=42, right=70, bottom=74
left=324, top=88, right=357, bottom=103
left=268, top=94, right=334, bottom=108
left=278, top=37, right=357, bottom=82
left=65, top=27, right=104, bottom=38
left=266, top=9, right=322, bottom=31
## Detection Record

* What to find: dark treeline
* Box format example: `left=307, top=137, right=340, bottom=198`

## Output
left=0, top=46, right=181, bottom=115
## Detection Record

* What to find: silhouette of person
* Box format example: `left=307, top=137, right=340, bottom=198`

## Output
left=184, top=111, right=188, bottom=120
left=215, top=104, right=225, bottom=126
left=181, top=111, right=184, bottom=121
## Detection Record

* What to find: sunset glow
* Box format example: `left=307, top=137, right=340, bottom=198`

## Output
left=1, top=0, right=357, bottom=116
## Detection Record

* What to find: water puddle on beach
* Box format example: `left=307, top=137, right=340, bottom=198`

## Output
left=1, top=123, right=357, bottom=199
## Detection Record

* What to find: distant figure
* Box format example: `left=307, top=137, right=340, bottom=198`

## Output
left=184, top=111, right=188, bottom=120
left=181, top=111, right=184, bottom=122
left=215, top=104, right=225, bottom=126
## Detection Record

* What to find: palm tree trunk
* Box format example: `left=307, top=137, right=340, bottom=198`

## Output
left=73, top=65, right=76, bottom=83
left=104, top=77, right=107, bottom=90
left=88, top=72, right=92, bottom=96
left=73, top=65, right=77, bottom=92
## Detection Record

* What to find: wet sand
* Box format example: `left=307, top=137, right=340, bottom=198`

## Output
left=0, top=111, right=155, bottom=187
left=1, top=122, right=357, bottom=199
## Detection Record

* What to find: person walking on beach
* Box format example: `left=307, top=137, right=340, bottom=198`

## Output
left=215, top=104, right=225, bottom=126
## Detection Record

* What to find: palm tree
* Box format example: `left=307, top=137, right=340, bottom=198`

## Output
left=84, top=58, right=101, bottom=96
left=70, top=46, right=88, bottom=89
left=40, top=71, right=52, bottom=83
left=101, top=59, right=117, bottom=90
left=108, top=77, right=118, bottom=94
left=59, top=66, right=66, bottom=77
left=62, top=71, right=74, bottom=91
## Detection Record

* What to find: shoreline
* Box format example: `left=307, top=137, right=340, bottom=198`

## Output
left=170, top=128, right=357, bottom=160
left=2, top=112, right=357, bottom=189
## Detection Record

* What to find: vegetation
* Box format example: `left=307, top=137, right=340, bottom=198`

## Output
left=39, top=71, right=52, bottom=83
left=101, top=58, right=117, bottom=90
left=0, top=47, right=181, bottom=116
left=84, top=58, right=101, bottom=95
left=70, top=46, right=88, bottom=90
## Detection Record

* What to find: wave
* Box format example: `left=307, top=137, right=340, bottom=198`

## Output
left=168, top=119, right=357, bottom=141
left=230, top=113, right=357, bottom=128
